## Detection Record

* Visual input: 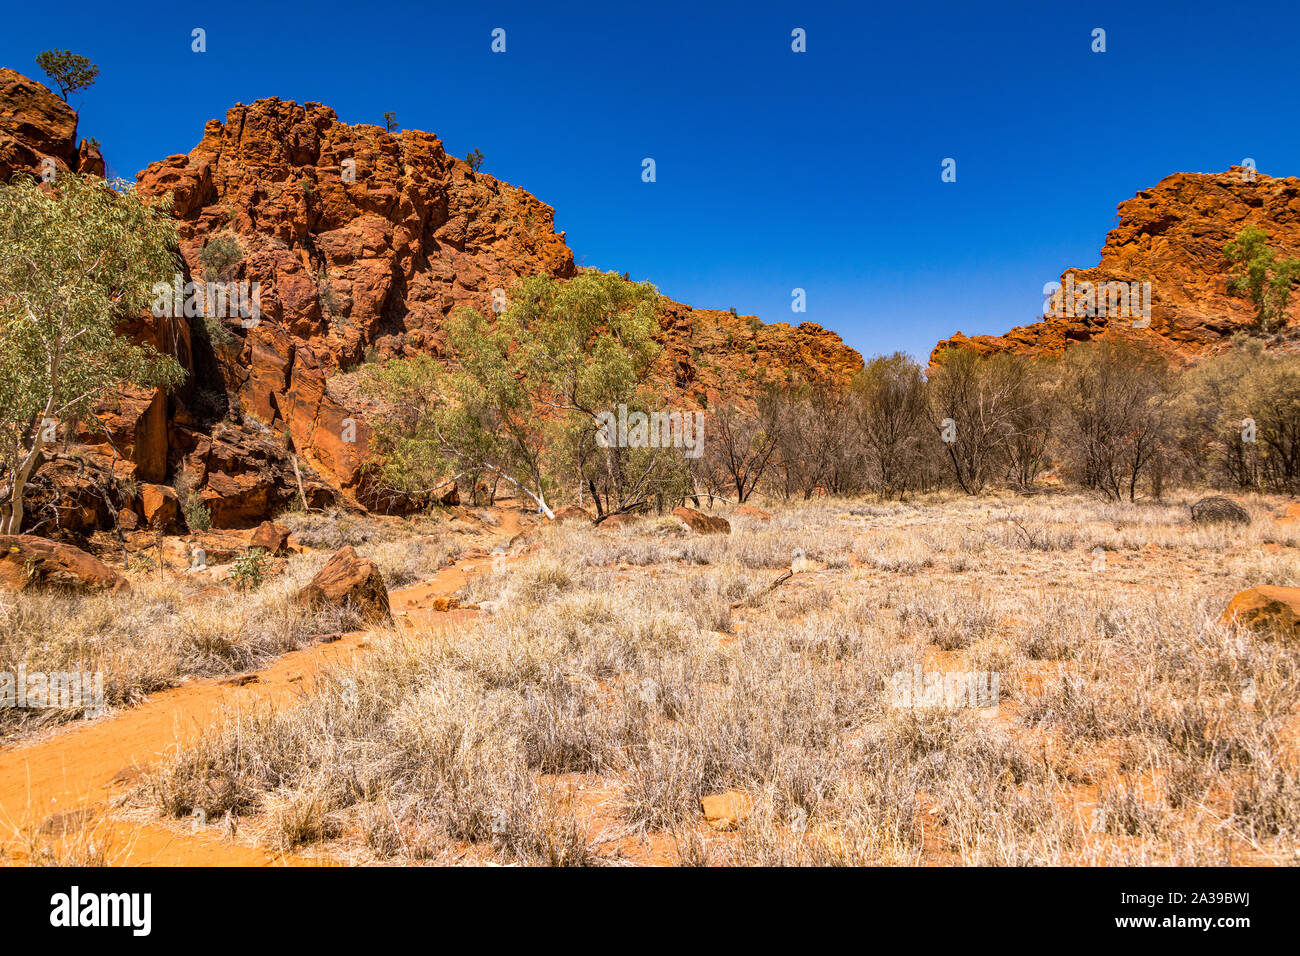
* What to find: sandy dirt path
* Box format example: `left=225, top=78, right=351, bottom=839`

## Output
left=0, top=508, right=526, bottom=866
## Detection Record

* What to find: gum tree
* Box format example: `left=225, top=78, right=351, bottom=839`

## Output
left=0, top=173, right=185, bottom=534
left=34, top=50, right=99, bottom=102
left=1224, top=225, right=1300, bottom=332
left=364, top=271, right=665, bottom=517
left=927, top=348, right=1033, bottom=495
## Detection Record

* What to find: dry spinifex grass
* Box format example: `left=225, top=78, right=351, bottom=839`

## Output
left=139, top=492, right=1300, bottom=865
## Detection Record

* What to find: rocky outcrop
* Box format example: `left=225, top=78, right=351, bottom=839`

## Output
left=0, top=535, right=129, bottom=593
left=1, top=70, right=862, bottom=535
left=0, top=68, right=102, bottom=182
left=128, top=95, right=861, bottom=513
left=933, top=169, right=1300, bottom=364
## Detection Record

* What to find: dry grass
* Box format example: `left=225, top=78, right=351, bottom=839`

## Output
left=135, top=491, right=1300, bottom=865
left=0, top=515, right=464, bottom=741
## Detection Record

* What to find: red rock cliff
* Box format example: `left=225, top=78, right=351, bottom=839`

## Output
left=932, top=169, right=1300, bottom=364
left=2, top=72, right=862, bottom=530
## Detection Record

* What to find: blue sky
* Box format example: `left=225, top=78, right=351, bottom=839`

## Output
left=3, top=0, right=1298, bottom=362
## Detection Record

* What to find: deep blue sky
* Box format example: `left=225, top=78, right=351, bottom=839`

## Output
left=4, top=0, right=1298, bottom=361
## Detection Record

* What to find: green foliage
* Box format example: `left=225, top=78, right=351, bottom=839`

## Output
left=198, top=234, right=243, bottom=280
left=362, top=271, right=668, bottom=515
left=465, top=148, right=485, bottom=172
left=0, top=173, right=186, bottom=533
left=1223, top=225, right=1300, bottom=332
left=35, top=50, right=99, bottom=102
left=383, top=111, right=399, bottom=133
left=231, top=548, right=270, bottom=590
left=182, top=493, right=211, bottom=532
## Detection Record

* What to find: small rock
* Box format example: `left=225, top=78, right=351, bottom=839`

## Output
left=733, top=505, right=772, bottom=521
left=220, top=674, right=260, bottom=687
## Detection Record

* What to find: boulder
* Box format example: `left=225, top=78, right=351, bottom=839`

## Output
left=672, top=506, right=731, bottom=535
left=0, top=535, right=129, bottom=594
left=595, top=512, right=641, bottom=531
left=295, top=545, right=391, bottom=624
left=1191, top=496, right=1250, bottom=525
left=733, top=505, right=772, bottom=521
left=548, top=505, right=592, bottom=524
left=1221, top=586, right=1300, bottom=638
left=249, top=520, right=291, bottom=555
left=139, top=483, right=180, bottom=531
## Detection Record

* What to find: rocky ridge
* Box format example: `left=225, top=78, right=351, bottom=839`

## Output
left=1, top=69, right=862, bottom=536
left=932, top=169, right=1300, bottom=363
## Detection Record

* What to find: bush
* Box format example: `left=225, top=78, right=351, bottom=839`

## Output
left=231, top=548, right=270, bottom=590
left=198, top=234, right=243, bottom=280
left=181, top=492, right=211, bottom=532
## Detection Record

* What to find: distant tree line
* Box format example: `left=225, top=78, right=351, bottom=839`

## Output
left=694, top=336, right=1300, bottom=503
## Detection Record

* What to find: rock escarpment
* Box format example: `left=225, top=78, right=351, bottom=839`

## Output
left=932, top=169, right=1300, bottom=363
left=1, top=69, right=863, bottom=535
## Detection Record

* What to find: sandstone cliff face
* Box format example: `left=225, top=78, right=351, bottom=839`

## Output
left=0, top=68, right=102, bottom=181
left=932, top=170, right=1300, bottom=364
left=2, top=71, right=862, bottom=532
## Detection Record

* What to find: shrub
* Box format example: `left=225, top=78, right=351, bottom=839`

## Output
left=231, top=548, right=270, bottom=590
